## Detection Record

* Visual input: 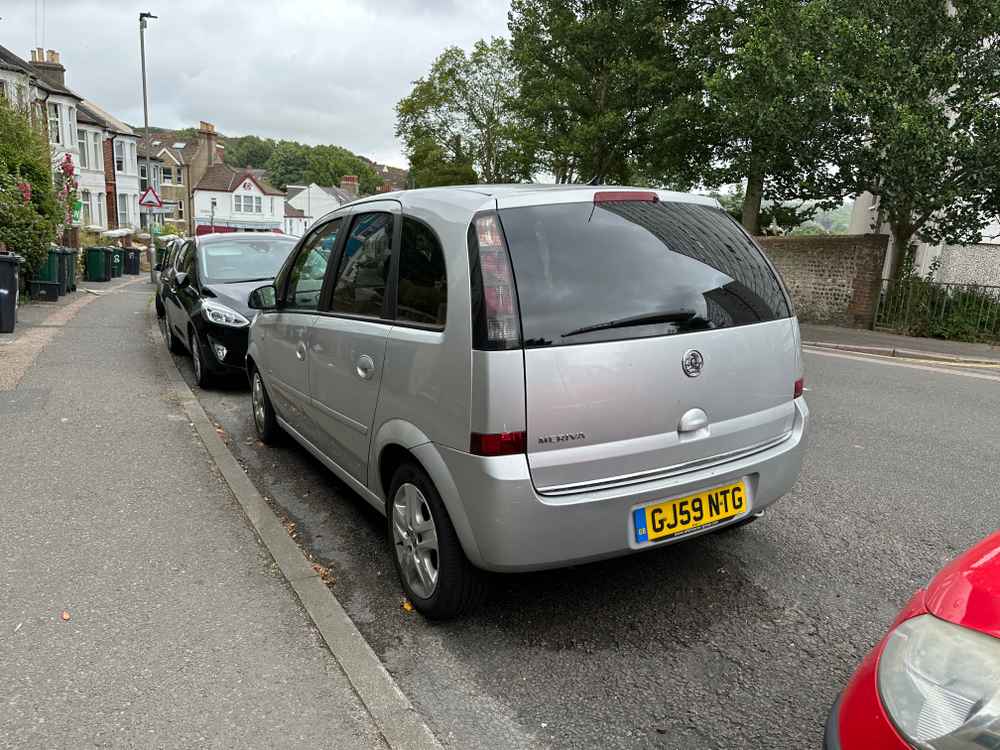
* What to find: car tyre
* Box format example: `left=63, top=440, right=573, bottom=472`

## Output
left=250, top=367, right=280, bottom=444
left=387, top=461, right=485, bottom=620
left=189, top=330, right=212, bottom=388
left=164, top=320, right=185, bottom=354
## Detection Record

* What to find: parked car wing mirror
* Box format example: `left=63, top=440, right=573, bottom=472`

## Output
left=248, top=284, right=277, bottom=311
left=153, top=263, right=162, bottom=272
left=174, top=271, right=189, bottom=288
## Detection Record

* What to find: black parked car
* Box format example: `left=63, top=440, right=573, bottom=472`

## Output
left=154, top=238, right=184, bottom=319
left=161, top=232, right=298, bottom=386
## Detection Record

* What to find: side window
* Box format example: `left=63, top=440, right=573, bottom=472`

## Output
left=285, top=219, right=340, bottom=311
left=331, top=212, right=394, bottom=318
left=397, top=217, right=447, bottom=328
left=178, top=243, right=196, bottom=275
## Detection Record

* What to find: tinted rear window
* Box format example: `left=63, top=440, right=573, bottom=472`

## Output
left=499, top=201, right=790, bottom=348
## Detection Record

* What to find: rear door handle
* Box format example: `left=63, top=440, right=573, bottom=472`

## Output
left=295, top=342, right=306, bottom=361
left=355, top=354, right=376, bottom=380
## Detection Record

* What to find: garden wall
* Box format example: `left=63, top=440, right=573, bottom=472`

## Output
left=757, top=234, right=889, bottom=328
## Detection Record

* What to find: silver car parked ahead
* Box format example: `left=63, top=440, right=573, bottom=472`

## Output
left=245, top=185, right=809, bottom=619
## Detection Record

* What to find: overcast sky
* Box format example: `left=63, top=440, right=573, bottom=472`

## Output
left=2, top=0, right=512, bottom=168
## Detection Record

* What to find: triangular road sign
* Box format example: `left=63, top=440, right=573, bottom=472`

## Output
left=139, top=187, right=163, bottom=208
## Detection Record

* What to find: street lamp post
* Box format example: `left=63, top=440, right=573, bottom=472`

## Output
left=139, top=11, right=157, bottom=281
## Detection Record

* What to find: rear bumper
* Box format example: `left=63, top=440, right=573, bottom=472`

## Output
left=436, top=397, right=808, bottom=572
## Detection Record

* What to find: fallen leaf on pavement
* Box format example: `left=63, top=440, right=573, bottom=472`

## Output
left=60, top=610, right=71, bottom=621
left=401, top=599, right=414, bottom=613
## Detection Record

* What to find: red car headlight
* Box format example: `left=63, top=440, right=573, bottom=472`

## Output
left=877, top=614, right=1000, bottom=747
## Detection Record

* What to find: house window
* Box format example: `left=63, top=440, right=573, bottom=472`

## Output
left=47, top=102, right=61, bottom=144
left=81, top=190, right=92, bottom=225
left=128, top=142, right=137, bottom=174
left=117, top=193, right=128, bottom=227
left=68, top=107, right=77, bottom=148
left=162, top=166, right=173, bottom=184
left=78, top=130, right=89, bottom=169
left=269, top=197, right=274, bottom=215
left=0, top=80, right=7, bottom=101
left=114, top=141, right=125, bottom=172
left=255, top=196, right=262, bottom=213
left=173, top=167, right=183, bottom=186
left=233, top=195, right=242, bottom=213
left=177, top=199, right=184, bottom=219
left=92, top=134, right=102, bottom=171
left=140, top=163, right=147, bottom=191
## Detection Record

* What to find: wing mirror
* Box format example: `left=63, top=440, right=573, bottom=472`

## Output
left=248, top=284, right=277, bottom=311
left=153, top=263, right=162, bottom=272
left=174, top=271, right=189, bottom=288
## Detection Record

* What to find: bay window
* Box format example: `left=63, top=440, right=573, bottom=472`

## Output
left=78, top=130, right=89, bottom=169
left=47, top=102, right=61, bottom=144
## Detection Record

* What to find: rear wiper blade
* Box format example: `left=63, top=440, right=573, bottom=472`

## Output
left=562, top=310, right=700, bottom=338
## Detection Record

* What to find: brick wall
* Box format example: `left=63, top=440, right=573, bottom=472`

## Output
left=757, top=234, right=889, bottom=328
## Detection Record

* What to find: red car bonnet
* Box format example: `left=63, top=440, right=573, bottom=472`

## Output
left=925, top=530, right=1000, bottom=639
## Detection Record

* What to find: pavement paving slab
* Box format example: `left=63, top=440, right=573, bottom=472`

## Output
left=0, top=280, right=388, bottom=749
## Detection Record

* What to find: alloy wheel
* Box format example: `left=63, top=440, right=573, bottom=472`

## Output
left=191, top=335, right=202, bottom=382
left=391, top=482, right=439, bottom=599
left=252, top=373, right=266, bottom=433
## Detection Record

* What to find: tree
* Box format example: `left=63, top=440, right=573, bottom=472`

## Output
left=304, top=145, right=381, bottom=194
left=263, top=140, right=310, bottom=190
left=509, top=0, right=695, bottom=185
left=0, top=100, right=60, bottom=278
left=224, top=135, right=275, bottom=170
left=407, top=137, right=478, bottom=187
left=396, top=38, right=534, bottom=183
left=711, top=188, right=818, bottom=235
left=830, top=0, right=1000, bottom=276
left=667, top=0, right=851, bottom=235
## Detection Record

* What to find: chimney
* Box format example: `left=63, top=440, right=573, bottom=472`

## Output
left=29, top=48, right=66, bottom=88
left=340, top=175, right=359, bottom=198
left=199, top=121, right=218, bottom=166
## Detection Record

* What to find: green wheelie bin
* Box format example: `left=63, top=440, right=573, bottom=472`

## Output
left=65, top=247, right=79, bottom=291
left=110, top=247, right=124, bottom=278
left=84, top=246, right=111, bottom=282
left=37, top=246, right=62, bottom=294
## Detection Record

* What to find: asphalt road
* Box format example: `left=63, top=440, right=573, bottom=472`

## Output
left=166, top=330, right=1000, bottom=749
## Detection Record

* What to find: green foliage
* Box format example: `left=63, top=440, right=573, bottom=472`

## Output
left=668, top=0, right=850, bottom=233
left=260, top=140, right=381, bottom=194
left=396, top=38, right=534, bottom=183
left=224, top=135, right=275, bottom=169
left=263, top=141, right=310, bottom=191
left=879, top=259, right=1000, bottom=343
left=711, top=188, right=819, bottom=235
left=0, top=100, right=60, bottom=279
left=509, top=0, right=693, bottom=185
left=407, top=137, right=477, bottom=187
left=305, top=145, right=381, bottom=194
left=829, top=0, right=1000, bottom=275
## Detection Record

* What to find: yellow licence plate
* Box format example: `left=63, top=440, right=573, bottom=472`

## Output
left=633, top=480, right=748, bottom=544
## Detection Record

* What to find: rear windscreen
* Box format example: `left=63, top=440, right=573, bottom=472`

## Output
left=499, top=201, right=791, bottom=348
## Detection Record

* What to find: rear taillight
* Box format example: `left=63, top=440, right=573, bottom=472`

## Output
left=470, top=431, right=526, bottom=457
left=469, top=213, right=521, bottom=350
left=794, top=377, right=804, bottom=399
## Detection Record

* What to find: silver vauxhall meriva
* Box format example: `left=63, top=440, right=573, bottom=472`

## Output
left=245, top=185, right=808, bottom=618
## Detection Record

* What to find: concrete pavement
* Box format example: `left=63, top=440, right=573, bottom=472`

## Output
left=0, top=281, right=387, bottom=748
left=800, top=323, right=1000, bottom=364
